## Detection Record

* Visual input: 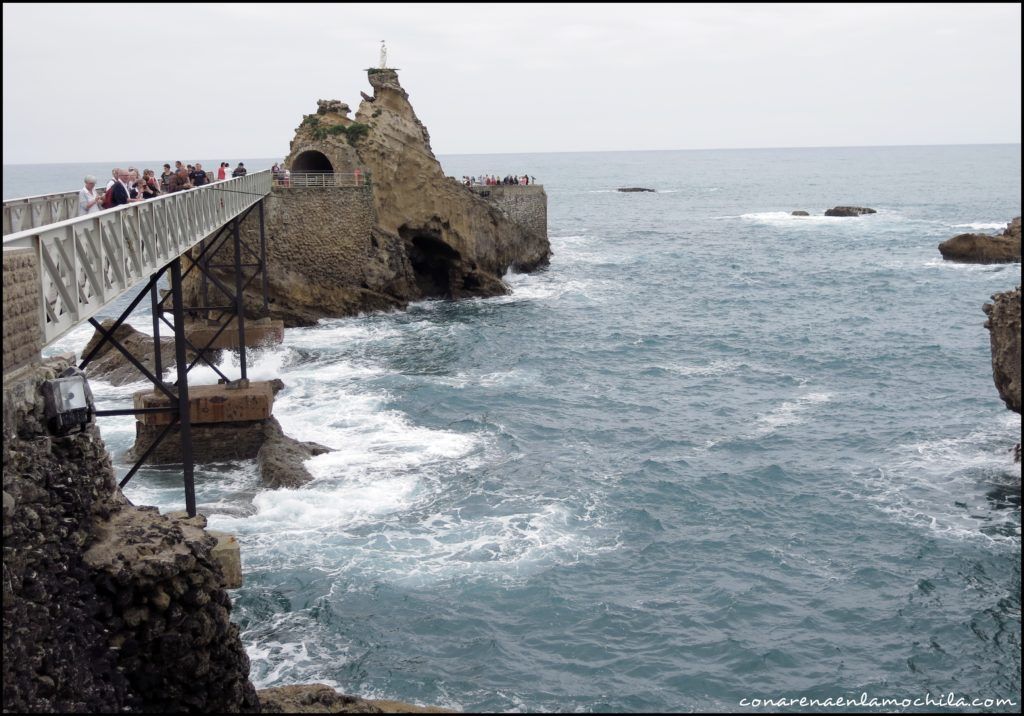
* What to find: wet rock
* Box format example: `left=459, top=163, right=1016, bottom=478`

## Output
left=257, top=683, right=454, bottom=713
left=824, top=206, right=877, bottom=217
left=791, top=210, right=810, bottom=216
left=257, top=417, right=331, bottom=489
left=939, top=216, right=1021, bottom=264
left=617, top=187, right=655, bottom=192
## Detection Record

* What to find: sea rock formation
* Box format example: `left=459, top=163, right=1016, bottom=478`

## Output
left=791, top=210, right=810, bottom=216
left=982, top=285, right=1021, bottom=417
left=824, top=206, right=877, bottom=217
left=81, top=320, right=179, bottom=386
left=188, top=68, right=549, bottom=327
left=617, top=187, right=655, bottom=192
left=939, top=216, right=1021, bottom=264
left=2, top=355, right=259, bottom=712
left=258, top=417, right=331, bottom=489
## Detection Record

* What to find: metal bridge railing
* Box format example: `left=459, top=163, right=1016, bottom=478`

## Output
left=2, top=171, right=272, bottom=348
left=3, top=190, right=81, bottom=235
left=277, top=172, right=369, bottom=188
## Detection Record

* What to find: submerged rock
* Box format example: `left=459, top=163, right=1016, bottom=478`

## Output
left=617, top=187, right=655, bottom=192
left=939, top=216, right=1021, bottom=264
left=258, top=684, right=453, bottom=713
left=824, top=206, right=877, bottom=217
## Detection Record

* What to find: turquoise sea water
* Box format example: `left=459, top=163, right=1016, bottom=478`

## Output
left=9, top=145, right=1022, bottom=712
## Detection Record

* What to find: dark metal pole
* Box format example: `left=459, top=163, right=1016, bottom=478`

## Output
left=232, top=218, right=248, bottom=381
left=150, top=277, right=163, bottom=383
left=170, top=258, right=196, bottom=517
left=258, top=199, right=269, bottom=314
left=200, top=240, right=209, bottom=321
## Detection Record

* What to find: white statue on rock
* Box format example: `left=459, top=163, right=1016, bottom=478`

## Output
left=379, top=40, right=387, bottom=69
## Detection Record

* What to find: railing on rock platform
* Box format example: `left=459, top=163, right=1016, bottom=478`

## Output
left=275, top=171, right=369, bottom=188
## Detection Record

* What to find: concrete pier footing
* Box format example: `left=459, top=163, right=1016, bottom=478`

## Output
left=184, top=317, right=284, bottom=351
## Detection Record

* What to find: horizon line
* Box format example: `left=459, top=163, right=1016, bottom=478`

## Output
left=2, top=141, right=1020, bottom=167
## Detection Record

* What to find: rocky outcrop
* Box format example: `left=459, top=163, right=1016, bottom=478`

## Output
left=257, top=416, right=331, bottom=489
left=617, top=187, right=655, bottom=192
left=2, top=355, right=258, bottom=712
left=258, top=684, right=454, bottom=713
left=939, top=217, right=1021, bottom=264
left=824, top=206, right=877, bottom=217
left=185, top=69, right=549, bottom=326
left=791, top=210, right=809, bottom=216
left=82, top=319, right=179, bottom=386
left=982, top=285, right=1021, bottom=415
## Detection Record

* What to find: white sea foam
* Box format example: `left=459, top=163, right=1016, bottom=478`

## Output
left=921, top=257, right=1020, bottom=271
left=751, top=391, right=832, bottom=436
left=663, top=358, right=744, bottom=377
left=858, top=415, right=1021, bottom=544
left=950, top=222, right=1008, bottom=230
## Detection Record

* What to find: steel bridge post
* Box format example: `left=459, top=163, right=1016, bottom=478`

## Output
left=170, top=258, right=197, bottom=517
left=150, top=276, right=163, bottom=382
left=232, top=218, right=248, bottom=381
left=259, top=199, right=269, bottom=314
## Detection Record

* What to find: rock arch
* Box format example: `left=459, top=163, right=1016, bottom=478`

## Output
left=291, top=150, right=334, bottom=173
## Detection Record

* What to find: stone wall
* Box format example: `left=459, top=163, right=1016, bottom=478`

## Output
left=2, top=357, right=259, bottom=712
left=186, top=185, right=415, bottom=326
left=3, top=247, right=43, bottom=375
left=469, top=186, right=548, bottom=268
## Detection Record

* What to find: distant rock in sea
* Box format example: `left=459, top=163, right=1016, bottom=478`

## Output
left=824, top=206, right=876, bottom=217
left=791, top=210, right=809, bottom=216
left=938, top=216, right=1021, bottom=264
left=617, top=187, right=655, bottom=192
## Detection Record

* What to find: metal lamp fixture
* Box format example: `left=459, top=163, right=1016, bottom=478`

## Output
left=41, top=367, right=95, bottom=435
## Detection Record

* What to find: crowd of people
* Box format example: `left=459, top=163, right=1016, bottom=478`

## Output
left=78, top=161, right=250, bottom=216
left=461, top=174, right=536, bottom=187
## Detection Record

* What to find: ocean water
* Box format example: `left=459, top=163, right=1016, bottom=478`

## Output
left=10, top=145, right=1022, bottom=712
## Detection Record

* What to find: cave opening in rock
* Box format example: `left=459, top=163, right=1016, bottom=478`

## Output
left=400, top=227, right=461, bottom=298
left=291, top=150, right=334, bottom=173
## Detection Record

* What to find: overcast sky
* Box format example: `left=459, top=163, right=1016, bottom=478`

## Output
left=3, top=3, right=1020, bottom=164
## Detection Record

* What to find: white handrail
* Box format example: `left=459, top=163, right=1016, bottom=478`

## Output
left=3, top=171, right=272, bottom=348
left=3, top=191, right=81, bottom=235
left=276, top=172, right=369, bottom=188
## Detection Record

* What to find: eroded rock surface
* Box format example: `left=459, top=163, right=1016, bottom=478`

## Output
left=81, top=319, right=179, bottom=386
left=983, top=285, right=1021, bottom=415
left=258, top=684, right=454, bottom=713
left=939, top=216, right=1021, bottom=264
left=185, top=69, right=549, bottom=326
left=258, top=416, right=331, bottom=489
left=2, top=356, right=258, bottom=712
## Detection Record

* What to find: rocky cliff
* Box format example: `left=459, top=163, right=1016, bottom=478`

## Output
left=224, top=67, right=551, bottom=325
left=983, top=285, right=1022, bottom=416
left=2, top=356, right=259, bottom=712
left=3, top=357, right=451, bottom=711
